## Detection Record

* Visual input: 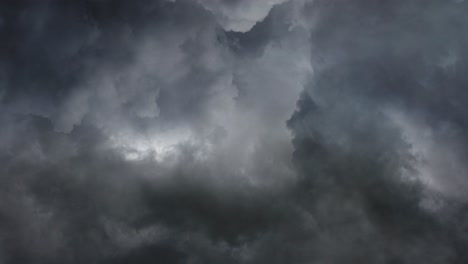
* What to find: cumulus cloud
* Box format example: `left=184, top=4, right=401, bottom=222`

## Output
left=1, top=0, right=468, bottom=263
left=196, top=0, right=289, bottom=32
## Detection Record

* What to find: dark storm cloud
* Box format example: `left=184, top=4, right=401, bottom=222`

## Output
left=301, top=0, right=468, bottom=198
left=0, top=0, right=299, bottom=263
left=0, top=0, right=218, bottom=131
left=1, top=0, right=468, bottom=263
left=286, top=0, right=468, bottom=262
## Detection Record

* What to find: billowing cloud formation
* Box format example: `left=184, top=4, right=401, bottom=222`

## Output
left=196, top=0, right=288, bottom=32
left=1, top=0, right=468, bottom=263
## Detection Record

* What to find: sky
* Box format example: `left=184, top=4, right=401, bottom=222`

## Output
left=1, top=0, right=468, bottom=263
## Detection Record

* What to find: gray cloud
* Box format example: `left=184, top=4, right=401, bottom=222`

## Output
left=1, top=0, right=468, bottom=263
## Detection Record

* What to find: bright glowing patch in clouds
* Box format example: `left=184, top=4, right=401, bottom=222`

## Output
left=109, top=128, right=209, bottom=162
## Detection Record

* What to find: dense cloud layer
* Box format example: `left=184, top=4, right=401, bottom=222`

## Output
left=1, top=0, right=468, bottom=263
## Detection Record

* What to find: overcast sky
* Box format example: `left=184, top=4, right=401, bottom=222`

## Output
left=1, top=0, right=468, bottom=263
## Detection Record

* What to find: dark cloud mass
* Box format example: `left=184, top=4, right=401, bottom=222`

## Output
left=1, top=0, right=468, bottom=263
